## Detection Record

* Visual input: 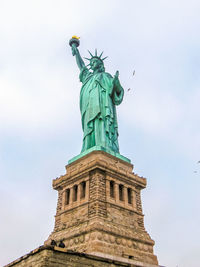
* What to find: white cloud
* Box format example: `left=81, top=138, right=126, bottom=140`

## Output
left=0, top=68, right=79, bottom=136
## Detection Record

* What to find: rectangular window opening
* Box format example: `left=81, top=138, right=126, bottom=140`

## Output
left=127, top=188, right=132, bottom=204
left=110, top=180, right=115, bottom=198
left=80, top=181, right=86, bottom=199
left=119, top=184, right=124, bottom=201
left=73, top=185, right=78, bottom=202
left=65, top=188, right=70, bottom=205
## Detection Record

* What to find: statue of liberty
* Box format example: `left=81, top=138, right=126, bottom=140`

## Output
left=69, top=37, right=124, bottom=155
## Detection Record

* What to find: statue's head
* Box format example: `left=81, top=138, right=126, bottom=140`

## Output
left=85, top=49, right=107, bottom=72
left=90, top=57, right=105, bottom=72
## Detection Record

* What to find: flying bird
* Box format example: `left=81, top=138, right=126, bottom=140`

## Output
left=133, top=70, right=135, bottom=76
left=197, top=161, right=200, bottom=164
left=127, top=88, right=131, bottom=92
left=194, top=171, right=197, bottom=173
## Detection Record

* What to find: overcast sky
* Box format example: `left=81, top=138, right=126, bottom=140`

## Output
left=0, top=0, right=200, bottom=266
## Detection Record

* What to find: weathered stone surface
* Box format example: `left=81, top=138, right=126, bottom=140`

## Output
left=45, top=151, right=158, bottom=265
left=5, top=246, right=159, bottom=267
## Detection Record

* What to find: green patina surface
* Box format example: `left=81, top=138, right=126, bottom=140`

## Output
left=68, top=146, right=131, bottom=164
left=69, top=38, right=128, bottom=163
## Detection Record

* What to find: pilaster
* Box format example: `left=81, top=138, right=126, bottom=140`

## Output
left=45, top=150, right=158, bottom=266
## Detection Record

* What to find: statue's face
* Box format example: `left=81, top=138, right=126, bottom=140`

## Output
left=90, top=58, right=103, bottom=71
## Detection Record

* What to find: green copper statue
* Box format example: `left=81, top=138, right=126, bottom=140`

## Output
left=69, top=37, right=124, bottom=154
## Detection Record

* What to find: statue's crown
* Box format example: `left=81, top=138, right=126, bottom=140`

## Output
left=84, top=49, right=108, bottom=63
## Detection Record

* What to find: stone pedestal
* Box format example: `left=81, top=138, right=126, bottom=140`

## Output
left=5, top=246, right=160, bottom=267
left=45, top=150, right=158, bottom=266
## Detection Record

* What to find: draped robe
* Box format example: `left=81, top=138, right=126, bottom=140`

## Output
left=79, top=67, right=124, bottom=153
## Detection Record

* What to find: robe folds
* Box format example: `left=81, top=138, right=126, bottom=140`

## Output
left=79, top=67, right=124, bottom=153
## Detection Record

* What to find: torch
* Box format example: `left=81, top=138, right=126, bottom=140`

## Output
left=69, top=36, right=80, bottom=56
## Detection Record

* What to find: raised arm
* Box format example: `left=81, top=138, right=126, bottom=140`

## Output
left=71, top=44, right=85, bottom=71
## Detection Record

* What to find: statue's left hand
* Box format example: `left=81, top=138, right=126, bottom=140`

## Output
left=113, top=71, right=121, bottom=92
left=113, top=71, right=119, bottom=83
left=115, top=70, right=119, bottom=78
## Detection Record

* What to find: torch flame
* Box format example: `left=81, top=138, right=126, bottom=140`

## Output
left=72, top=35, right=80, bottom=39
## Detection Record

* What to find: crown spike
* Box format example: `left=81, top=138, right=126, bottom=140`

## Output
left=88, top=50, right=93, bottom=57
left=95, top=49, right=97, bottom=56
left=102, top=56, right=108, bottom=61
left=99, top=51, right=104, bottom=58
left=84, top=57, right=91, bottom=61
